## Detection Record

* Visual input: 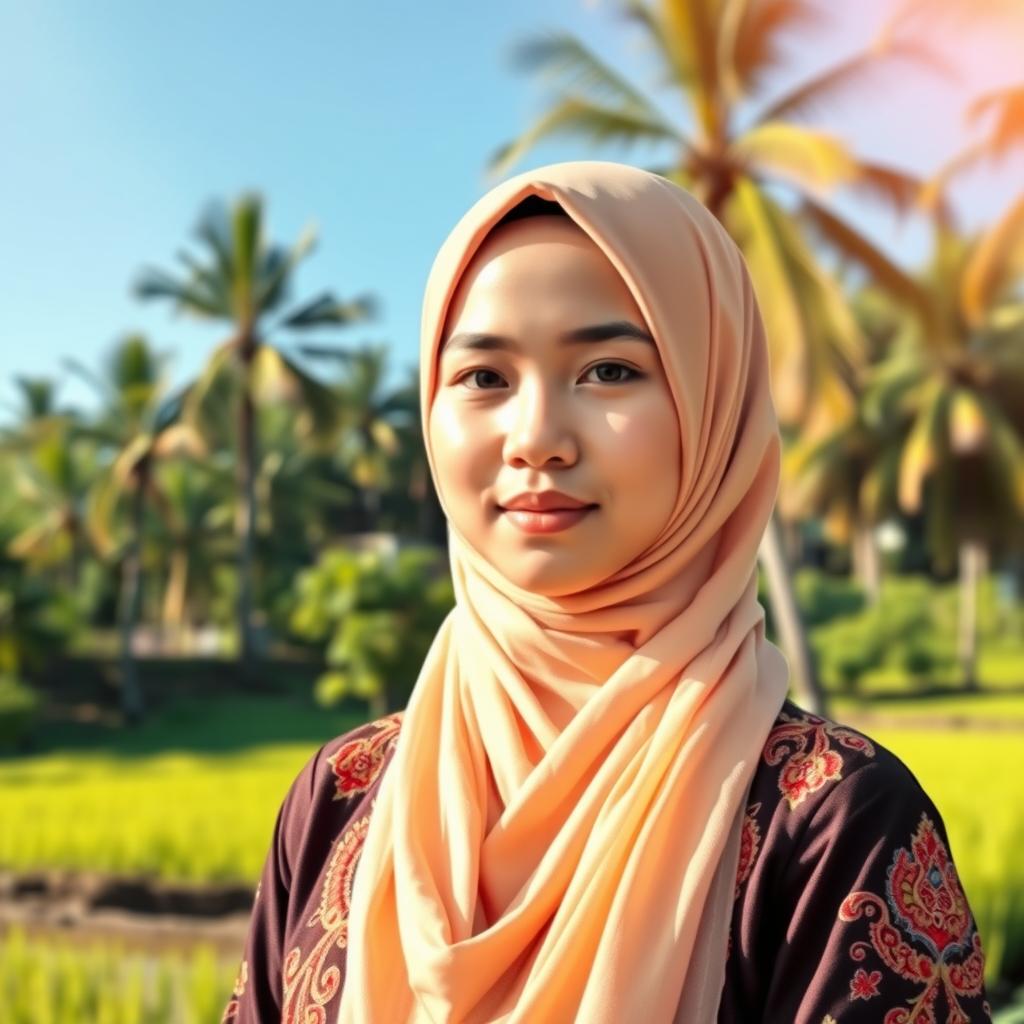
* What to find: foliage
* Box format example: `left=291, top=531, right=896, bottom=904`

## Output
left=0, top=675, right=41, bottom=752
left=0, top=558, right=81, bottom=680
left=792, top=568, right=867, bottom=627
left=805, top=572, right=1024, bottom=692
left=289, top=544, right=454, bottom=711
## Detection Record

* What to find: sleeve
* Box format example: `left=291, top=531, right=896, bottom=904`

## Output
left=760, top=758, right=992, bottom=1024
left=221, top=743, right=325, bottom=1024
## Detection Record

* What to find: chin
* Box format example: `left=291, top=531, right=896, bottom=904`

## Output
left=498, top=559, right=603, bottom=598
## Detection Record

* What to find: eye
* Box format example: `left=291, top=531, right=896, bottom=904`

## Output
left=454, top=370, right=505, bottom=389
left=581, top=361, right=643, bottom=384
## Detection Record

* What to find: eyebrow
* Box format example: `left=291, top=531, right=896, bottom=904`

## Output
left=442, top=320, right=656, bottom=354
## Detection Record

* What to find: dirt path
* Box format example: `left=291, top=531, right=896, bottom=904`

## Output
left=0, top=869, right=251, bottom=958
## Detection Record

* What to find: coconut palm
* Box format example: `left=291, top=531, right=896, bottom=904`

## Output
left=2, top=413, right=98, bottom=592
left=485, top=0, right=948, bottom=711
left=299, top=343, right=418, bottom=532
left=859, top=90, right=1024, bottom=689
left=0, top=377, right=71, bottom=436
left=781, top=288, right=909, bottom=604
left=134, top=193, right=376, bottom=677
left=73, top=333, right=206, bottom=721
left=145, top=454, right=234, bottom=641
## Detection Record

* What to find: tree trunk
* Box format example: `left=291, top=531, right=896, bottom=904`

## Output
left=758, top=512, right=827, bottom=715
left=237, top=344, right=258, bottom=681
left=957, top=538, right=986, bottom=690
left=852, top=520, right=881, bottom=606
left=364, top=486, right=381, bottom=530
left=162, top=546, right=190, bottom=647
left=118, top=479, right=146, bottom=723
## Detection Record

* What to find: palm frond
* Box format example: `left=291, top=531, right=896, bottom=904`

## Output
left=960, top=193, right=1024, bottom=327
left=734, top=121, right=855, bottom=195
left=798, top=198, right=934, bottom=327
left=753, top=40, right=954, bottom=127
left=509, top=29, right=673, bottom=123
left=719, top=0, right=820, bottom=99
left=485, top=95, right=686, bottom=181
left=280, top=292, right=378, bottom=330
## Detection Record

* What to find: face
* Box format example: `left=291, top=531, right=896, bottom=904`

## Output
left=428, top=214, right=681, bottom=598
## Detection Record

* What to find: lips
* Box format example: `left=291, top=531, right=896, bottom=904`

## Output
left=499, top=504, right=598, bottom=535
left=499, top=491, right=597, bottom=512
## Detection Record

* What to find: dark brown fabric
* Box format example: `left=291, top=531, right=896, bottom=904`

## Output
left=221, top=702, right=992, bottom=1023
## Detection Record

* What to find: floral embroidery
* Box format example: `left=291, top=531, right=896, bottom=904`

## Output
left=278, top=715, right=402, bottom=1023
left=850, top=967, right=881, bottom=1000
left=327, top=711, right=404, bottom=800
left=220, top=959, right=248, bottom=1022
left=734, top=801, right=762, bottom=899
left=838, top=813, right=986, bottom=1023
left=763, top=710, right=875, bottom=810
left=282, top=813, right=373, bottom=1024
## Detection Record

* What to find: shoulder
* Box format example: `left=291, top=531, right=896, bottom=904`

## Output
left=736, top=698, right=943, bottom=908
left=274, top=711, right=405, bottom=888
left=751, top=698, right=929, bottom=819
left=316, top=709, right=405, bottom=802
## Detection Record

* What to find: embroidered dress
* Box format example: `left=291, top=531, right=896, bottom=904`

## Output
left=222, top=700, right=991, bottom=1024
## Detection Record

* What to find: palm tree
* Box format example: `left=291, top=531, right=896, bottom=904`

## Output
left=484, top=0, right=947, bottom=712
left=0, top=377, right=68, bottom=434
left=299, top=343, right=413, bottom=531
left=2, top=414, right=98, bottom=592
left=134, top=193, right=376, bottom=678
left=859, top=83, right=1024, bottom=687
left=781, top=287, right=912, bottom=604
left=74, top=333, right=207, bottom=721
left=146, top=455, right=234, bottom=643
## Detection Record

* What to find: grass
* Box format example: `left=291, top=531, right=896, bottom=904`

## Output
left=0, top=694, right=366, bottom=883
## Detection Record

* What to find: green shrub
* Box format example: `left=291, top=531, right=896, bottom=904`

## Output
left=290, top=544, right=454, bottom=713
left=0, top=675, right=41, bottom=751
left=809, top=575, right=960, bottom=691
left=794, top=569, right=866, bottom=627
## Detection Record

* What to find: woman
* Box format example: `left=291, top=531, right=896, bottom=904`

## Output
left=222, top=161, right=991, bottom=1023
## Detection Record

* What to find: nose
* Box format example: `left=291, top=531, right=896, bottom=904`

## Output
left=501, top=378, right=578, bottom=468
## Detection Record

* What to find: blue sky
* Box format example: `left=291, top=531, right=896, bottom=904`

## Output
left=2, top=0, right=1021, bottom=424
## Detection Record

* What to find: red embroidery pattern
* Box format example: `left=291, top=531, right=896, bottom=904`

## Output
left=282, top=815, right=372, bottom=1023
left=838, top=813, right=986, bottom=1023
left=279, top=712, right=404, bottom=1023
left=327, top=711, right=404, bottom=800
left=734, top=801, right=762, bottom=899
left=851, top=967, right=882, bottom=999
left=763, top=710, right=875, bottom=810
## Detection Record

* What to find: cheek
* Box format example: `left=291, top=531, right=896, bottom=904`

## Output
left=429, top=402, right=496, bottom=509
left=602, top=400, right=680, bottom=495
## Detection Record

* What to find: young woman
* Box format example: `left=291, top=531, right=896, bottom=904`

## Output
left=223, top=161, right=991, bottom=1023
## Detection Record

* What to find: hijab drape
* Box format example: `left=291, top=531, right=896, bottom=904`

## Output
left=335, top=160, right=790, bottom=1023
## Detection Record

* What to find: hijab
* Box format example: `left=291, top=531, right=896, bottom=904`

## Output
left=335, top=160, right=790, bottom=1023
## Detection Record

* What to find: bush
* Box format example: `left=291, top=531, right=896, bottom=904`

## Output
left=0, top=675, right=41, bottom=751
left=794, top=569, right=866, bottom=627
left=809, top=575, right=960, bottom=692
left=290, top=544, right=454, bottom=713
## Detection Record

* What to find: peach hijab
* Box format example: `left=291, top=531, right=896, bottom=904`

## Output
left=336, top=160, right=790, bottom=1023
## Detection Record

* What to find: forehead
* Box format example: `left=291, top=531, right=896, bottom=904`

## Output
left=442, top=216, right=639, bottom=328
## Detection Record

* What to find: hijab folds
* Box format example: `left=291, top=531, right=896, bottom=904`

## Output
left=336, top=160, right=790, bottom=1023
